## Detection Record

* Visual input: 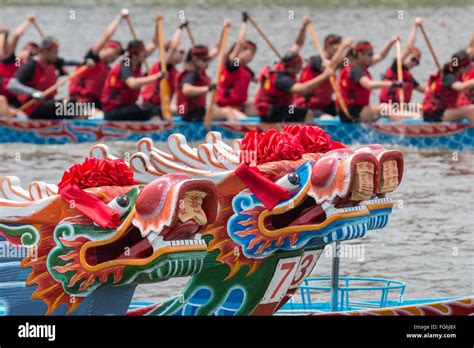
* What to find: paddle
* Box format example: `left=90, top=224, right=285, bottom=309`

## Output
left=247, top=13, right=282, bottom=59
left=157, top=15, right=173, bottom=124
left=122, top=8, right=150, bottom=71
left=418, top=22, right=442, bottom=71
left=31, top=19, right=46, bottom=39
left=307, top=20, right=351, bottom=120
left=20, top=64, right=90, bottom=111
left=395, top=37, right=404, bottom=107
left=204, top=22, right=230, bottom=130
left=180, top=16, right=196, bottom=47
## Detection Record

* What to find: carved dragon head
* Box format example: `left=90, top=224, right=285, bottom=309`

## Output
left=0, top=159, right=218, bottom=314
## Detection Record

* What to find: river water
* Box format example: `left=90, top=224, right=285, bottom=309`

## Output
left=0, top=0, right=473, bottom=306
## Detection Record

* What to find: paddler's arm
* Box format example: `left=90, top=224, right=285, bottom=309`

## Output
left=290, top=16, right=311, bottom=53
left=328, top=37, right=353, bottom=68
left=359, top=75, right=393, bottom=89
left=467, top=34, right=474, bottom=57
left=124, top=72, right=163, bottom=89
left=91, top=11, right=126, bottom=56
left=451, top=78, right=474, bottom=92
left=7, top=15, right=34, bottom=57
left=290, top=66, right=334, bottom=94
left=372, top=35, right=399, bottom=65
left=144, top=12, right=161, bottom=58
left=165, top=21, right=185, bottom=62
left=182, top=83, right=210, bottom=96
left=0, top=27, right=8, bottom=60
left=401, top=18, right=422, bottom=60
left=209, top=20, right=232, bottom=60
left=228, top=12, right=248, bottom=62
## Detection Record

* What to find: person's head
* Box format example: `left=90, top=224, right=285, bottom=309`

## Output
left=324, top=34, right=342, bottom=59
left=234, top=40, right=257, bottom=66
left=281, top=51, right=303, bottom=76
left=127, top=40, right=147, bottom=64
left=18, top=42, right=39, bottom=61
left=443, top=50, right=471, bottom=77
left=99, top=40, right=123, bottom=64
left=166, top=41, right=185, bottom=66
left=39, top=36, right=59, bottom=64
left=186, top=45, right=211, bottom=70
left=351, top=41, right=374, bottom=66
left=403, top=47, right=421, bottom=69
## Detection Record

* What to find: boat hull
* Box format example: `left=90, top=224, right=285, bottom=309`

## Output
left=0, top=117, right=472, bottom=150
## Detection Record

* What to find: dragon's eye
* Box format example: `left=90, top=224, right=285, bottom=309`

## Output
left=108, top=194, right=130, bottom=215
left=287, top=172, right=300, bottom=185
left=116, top=195, right=129, bottom=208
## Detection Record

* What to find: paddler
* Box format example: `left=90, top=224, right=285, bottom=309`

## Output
left=68, top=11, right=128, bottom=109
left=337, top=37, right=401, bottom=122
left=293, top=34, right=353, bottom=118
left=379, top=18, right=425, bottom=106
left=422, top=50, right=474, bottom=122
left=7, top=36, right=66, bottom=119
left=175, top=20, right=238, bottom=122
left=254, top=16, right=334, bottom=122
left=100, top=13, right=165, bottom=121
left=215, top=11, right=257, bottom=119
left=140, top=16, right=187, bottom=118
left=0, top=15, right=39, bottom=110
left=456, top=35, right=474, bottom=107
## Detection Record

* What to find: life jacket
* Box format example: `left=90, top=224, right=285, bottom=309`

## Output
left=175, top=69, right=211, bottom=115
left=294, top=57, right=333, bottom=110
left=17, top=58, right=57, bottom=115
left=69, top=59, right=110, bottom=103
left=216, top=61, right=253, bottom=109
left=457, top=66, right=474, bottom=106
left=100, top=61, right=143, bottom=111
left=254, top=63, right=295, bottom=116
left=379, top=64, right=416, bottom=103
left=337, top=65, right=372, bottom=109
left=0, top=55, right=19, bottom=100
left=422, top=72, right=460, bottom=114
left=140, top=61, right=177, bottom=105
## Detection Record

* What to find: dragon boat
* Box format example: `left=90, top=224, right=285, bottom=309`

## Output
left=0, top=125, right=472, bottom=316
left=0, top=116, right=473, bottom=150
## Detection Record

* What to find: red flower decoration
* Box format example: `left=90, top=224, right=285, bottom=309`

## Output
left=240, top=125, right=347, bottom=165
left=58, top=158, right=136, bottom=229
left=58, top=158, right=135, bottom=190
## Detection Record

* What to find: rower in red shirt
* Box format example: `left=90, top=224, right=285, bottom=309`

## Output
left=0, top=15, right=39, bottom=114
left=100, top=40, right=164, bottom=121
left=216, top=11, right=257, bottom=119
left=7, top=37, right=63, bottom=118
left=337, top=37, right=401, bottom=122
left=379, top=18, right=425, bottom=106
left=457, top=35, right=474, bottom=107
left=422, top=50, right=474, bottom=122
left=293, top=34, right=352, bottom=118
left=254, top=17, right=334, bottom=122
left=140, top=20, right=187, bottom=118
left=176, top=20, right=238, bottom=122
left=69, top=11, right=128, bottom=109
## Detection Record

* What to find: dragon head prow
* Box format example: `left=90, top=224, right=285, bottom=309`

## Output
left=0, top=160, right=218, bottom=315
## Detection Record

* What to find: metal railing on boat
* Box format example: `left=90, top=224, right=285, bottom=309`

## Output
left=279, top=277, right=406, bottom=314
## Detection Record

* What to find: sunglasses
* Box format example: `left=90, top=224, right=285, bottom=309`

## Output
left=411, top=56, right=420, bottom=65
left=363, top=50, right=374, bottom=57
